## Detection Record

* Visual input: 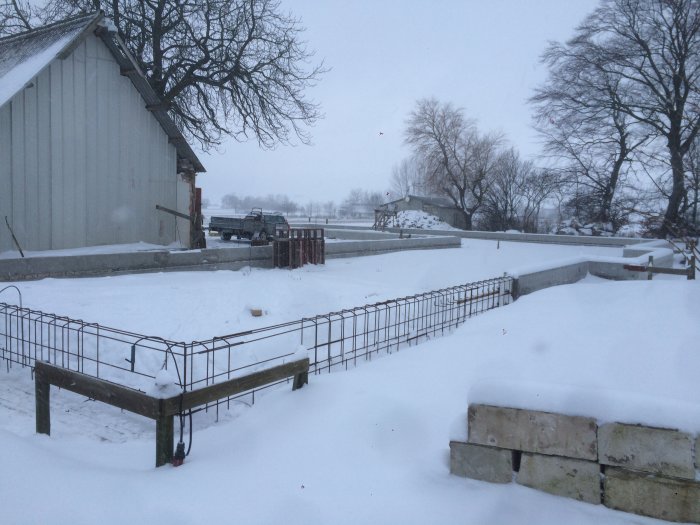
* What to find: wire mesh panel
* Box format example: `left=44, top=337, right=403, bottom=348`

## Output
left=0, top=303, right=183, bottom=391
left=298, top=276, right=512, bottom=374
left=1, top=276, right=513, bottom=406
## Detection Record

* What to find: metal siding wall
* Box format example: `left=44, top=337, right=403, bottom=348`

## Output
left=60, top=51, right=77, bottom=248
left=49, top=60, right=65, bottom=248
left=2, top=33, right=182, bottom=253
left=22, top=77, right=40, bottom=250
left=36, top=67, right=52, bottom=249
left=84, top=35, right=100, bottom=246
left=0, top=105, right=12, bottom=252
left=10, top=97, right=26, bottom=245
left=72, top=40, right=88, bottom=246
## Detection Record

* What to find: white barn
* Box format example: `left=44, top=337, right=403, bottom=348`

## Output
left=0, top=12, right=205, bottom=254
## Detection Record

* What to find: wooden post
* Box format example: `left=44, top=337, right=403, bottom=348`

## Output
left=292, top=370, right=308, bottom=390
left=35, top=367, right=51, bottom=435
left=647, top=255, right=653, bottom=280
left=155, top=412, right=174, bottom=467
left=689, top=256, right=696, bottom=280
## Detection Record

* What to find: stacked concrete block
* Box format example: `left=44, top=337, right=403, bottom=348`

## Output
left=604, top=468, right=700, bottom=523
left=449, top=441, right=512, bottom=483
left=465, top=405, right=601, bottom=503
left=450, top=403, right=700, bottom=523
left=598, top=423, right=695, bottom=479
left=467, top=404, right=597, bottom=460
left=517, top=453, right=601, bottom=504
left=598, top=423, right=699, bottom=522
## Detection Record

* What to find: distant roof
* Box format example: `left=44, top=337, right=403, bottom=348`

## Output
left=0, top=12, right=205, bottom=172
left=384, top=194, right=456, bottom=208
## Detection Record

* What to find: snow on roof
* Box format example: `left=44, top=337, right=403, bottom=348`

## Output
left=0, top=12, right=205, bottom=172
left=0, top=12, right=98, bottom=108
left=384, top=195, right=456, bottom=208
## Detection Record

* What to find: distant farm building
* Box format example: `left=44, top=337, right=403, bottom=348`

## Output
left=0, top=12, right=205, bottom=254
left=379, top=195, right=467, bottom=230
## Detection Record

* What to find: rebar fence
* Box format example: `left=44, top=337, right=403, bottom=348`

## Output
left=1, top=276, right=513, bottom=406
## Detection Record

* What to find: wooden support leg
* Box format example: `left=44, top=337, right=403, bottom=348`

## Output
left=155, top=414, right=174, bottom=467
left=35, top=370, right=51, bottom=435
left=292, top=371, right=308, bottom=391
left=689, top=256, right=696, bottom=280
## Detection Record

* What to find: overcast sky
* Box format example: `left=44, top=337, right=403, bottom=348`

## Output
left=196, top=0, right=599, bottom=207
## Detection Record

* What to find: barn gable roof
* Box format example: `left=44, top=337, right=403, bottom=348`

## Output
left=0, top=12, right=205, bottom=172
left=384, top=194, right=457, bottom=209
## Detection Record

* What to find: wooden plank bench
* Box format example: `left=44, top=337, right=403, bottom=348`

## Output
left=34, top=358, right=309, bottom=467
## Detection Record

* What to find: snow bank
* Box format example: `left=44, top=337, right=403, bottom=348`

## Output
left=395, top=210, right=460, bottom=230
left=0, top=240, right=694, bottom=525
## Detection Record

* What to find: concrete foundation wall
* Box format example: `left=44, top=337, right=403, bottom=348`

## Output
left=451, top=403, right=700, bottom=523
left=512, top=244, right=676, bottom=298
left=296, top=224, right=649, bottom=247
left=512, top=261, right=589, bottom=298
left=324, top=229, right=402, bottom=240
left=0, top=235, right=461, bottom=281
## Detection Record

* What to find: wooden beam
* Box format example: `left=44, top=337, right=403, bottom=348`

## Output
left=623, top=265, right=693, bottom=277
left=156, top=204, right=193, bottom=222
left=645, top=266, right=693, bottom=276
left=34, top=361, right=161, bottom=419
left=33, top=358, right=309, bottom=467
left=146, top=103, right=170, bottom=112
left=163, top=358, right=310, bottom=415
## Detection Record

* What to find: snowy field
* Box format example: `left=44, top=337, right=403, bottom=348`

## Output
left=0, top=239, right=696, bottom=525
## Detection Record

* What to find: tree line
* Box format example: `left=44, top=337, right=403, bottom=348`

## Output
left=216, top=188, right=384, bottom=218
left=399, top=0, right=700, bottom=236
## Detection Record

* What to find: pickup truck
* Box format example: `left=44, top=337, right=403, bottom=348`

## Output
left=208, top=208, right=289, bottom=241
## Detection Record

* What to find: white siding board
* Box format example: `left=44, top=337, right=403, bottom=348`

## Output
left=10, top=96, right=26, bottom=244
left=0, top=104, right=12, bottom=253
left=22, top=81, right=40, bottom=250
left=60, top=53, right=77, bottom=249
left=72, top=40, right=88, bottom=246
left=84, top=35, right=99, bottom=246
left=36, top=67, right=52, bottom=250
left=49, top=61, right=64, bottom=248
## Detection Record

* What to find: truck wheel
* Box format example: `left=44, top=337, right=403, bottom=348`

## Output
left=222, top=232, right=232, bottom=241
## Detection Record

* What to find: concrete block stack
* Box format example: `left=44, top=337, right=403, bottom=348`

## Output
left=450, top=404, right=700, bottom=523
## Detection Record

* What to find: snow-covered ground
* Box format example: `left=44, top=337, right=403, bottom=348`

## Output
left=0, top=239, right=695, bottom=525
left=394, top=210, right=461, bottom=230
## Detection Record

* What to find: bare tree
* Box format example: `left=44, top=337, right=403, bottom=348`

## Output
left=682, top=137, right=700, bottom=230
left=531, top=44, right=647, bottom=230
left=520, top=168, right=563, bottom=233
left=322, top=200, right=336, bottom=218
left=404, top=98, right=502, bottom=230
left=482, top=149, right=532, bottom=231
left=389, top=157, right=424, bottom=198
left=557, top=0, right=700, bottom=235
left=2, top=0, right=326, bottom=149
left=482, top=149, right=561, bottom=232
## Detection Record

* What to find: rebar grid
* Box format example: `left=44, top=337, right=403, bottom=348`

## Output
left=1, top=276, right=513, bottom=404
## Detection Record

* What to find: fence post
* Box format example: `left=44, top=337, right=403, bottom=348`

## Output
left=647, top=255, right=653, bottom=280
left=35, top=364, right=51, bottom=435
left=292, top=369, right=308, bottom=390
left=689, top=255, right=696, bottom=280
left=155, top=409, right=174, bottom=467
